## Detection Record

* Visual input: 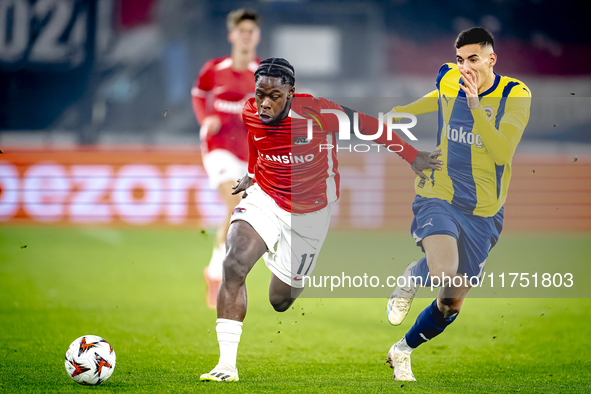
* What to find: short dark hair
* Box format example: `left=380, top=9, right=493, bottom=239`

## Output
left=455, top=27, right=494, bottom=50
left=227, top=9, right=260, bottom=31
left=254, top=58, right=295, bottom=87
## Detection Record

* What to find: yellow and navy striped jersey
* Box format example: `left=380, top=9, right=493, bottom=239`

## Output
left=392, top=63, right=531, bottom=217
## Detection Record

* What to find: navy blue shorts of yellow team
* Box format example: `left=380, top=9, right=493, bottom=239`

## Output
left=410, top=196, right=504, bottom=279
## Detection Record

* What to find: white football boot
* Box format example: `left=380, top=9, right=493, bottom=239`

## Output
left=200, top=362, right=239, bottom=382
left=387, top=339, right=416, bottom=381
left=387, top=261, right=419, bottom=325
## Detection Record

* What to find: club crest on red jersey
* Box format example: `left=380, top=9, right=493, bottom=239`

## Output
left=295, top=137, right=310, bottom=145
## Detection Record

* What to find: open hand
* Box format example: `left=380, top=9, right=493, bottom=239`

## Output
left=459, top=68, right=480, bottom=109
left=411, top=150, right=443, bottom=180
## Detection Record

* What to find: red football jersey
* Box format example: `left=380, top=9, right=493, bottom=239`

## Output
left=242, top=94, right=419, bottom=213
left=192, top=56, right=260, bottom=161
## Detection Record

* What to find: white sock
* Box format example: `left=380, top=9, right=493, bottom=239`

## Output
left=396, top=337, right=414, bottom=354
left=207, top=244, right=225, bottom=280
left=216, top=318, right=242, bottom=369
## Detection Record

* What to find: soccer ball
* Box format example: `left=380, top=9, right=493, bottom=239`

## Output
left=64, top=335, right=116, bottom=385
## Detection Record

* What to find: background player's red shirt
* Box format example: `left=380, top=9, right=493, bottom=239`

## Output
left=192, top=56, right=260, bottom=161
left=242, top=94, right=419, bottom=214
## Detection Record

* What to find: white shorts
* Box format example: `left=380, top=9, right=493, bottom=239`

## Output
left=202, top=149, right=248, bottom=189
left=230, top=184, right=332, bottom=288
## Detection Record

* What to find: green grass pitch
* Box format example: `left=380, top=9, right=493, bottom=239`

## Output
left=1, top=226, right=590, bottom=393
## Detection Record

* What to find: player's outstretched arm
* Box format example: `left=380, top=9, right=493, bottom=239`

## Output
left=232, top=174, right=254, bottom=198
left=351, top=107, right=443, bottom=173
left=390, top=90, right=439, bottom=120
left=411, top=150, right=443, bottom=180
left=321, top=98, right=442, bottom=177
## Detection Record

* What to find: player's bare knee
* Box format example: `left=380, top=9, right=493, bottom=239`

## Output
left=429, top=267, right=457, bottom=284
left=269, top=296, right=293, bottom=312
left=222, top=252, right=251, bottom=284
left=438, top=298, right=463, bottom=318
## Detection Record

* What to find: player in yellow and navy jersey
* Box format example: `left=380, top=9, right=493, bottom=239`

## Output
left=385, top=27, right=532, bottom=381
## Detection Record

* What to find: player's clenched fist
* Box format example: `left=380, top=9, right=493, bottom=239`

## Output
left=232, top=174, right=254, bottom=198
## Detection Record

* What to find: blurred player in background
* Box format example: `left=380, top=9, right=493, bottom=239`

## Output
left=385, top=27, right=531, bottom=381
left=191, top=9, right=261, bottom=309
left=200, top=58, right=442, bottom=382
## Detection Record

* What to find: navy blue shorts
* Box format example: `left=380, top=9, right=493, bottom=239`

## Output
left=410, top=196, right=504, bottom=278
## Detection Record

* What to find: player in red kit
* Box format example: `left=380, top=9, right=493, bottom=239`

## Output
left=200, top=58, right=443, bottom=382
left=191, top=9, right=261, bottom=309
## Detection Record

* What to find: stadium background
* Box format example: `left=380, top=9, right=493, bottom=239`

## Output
left=0, top=0, right=589, bottom=231
left=1, top=0, right=590, bottom=392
